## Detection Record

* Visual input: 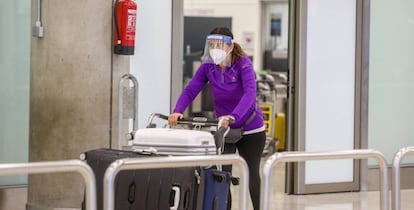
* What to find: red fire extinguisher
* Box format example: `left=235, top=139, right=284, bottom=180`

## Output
left=114, top=0, right=137, bottom=55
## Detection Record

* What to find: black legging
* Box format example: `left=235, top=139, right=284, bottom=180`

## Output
left=222, top=131, right=266, bottom=210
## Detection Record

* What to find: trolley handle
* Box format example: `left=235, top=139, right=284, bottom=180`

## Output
left=147, top=113, right=218, bottom=127
left=179, top=117, right=218, bottom=126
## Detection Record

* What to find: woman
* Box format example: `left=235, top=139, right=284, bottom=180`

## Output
left=168, top=27, right=266, bottom=210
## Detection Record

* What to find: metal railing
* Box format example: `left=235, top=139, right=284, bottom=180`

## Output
left=392, top=146, right=414, bottom=210
left=261, top=149, right=389, bottom=210
left=103, top=154, right=249, bottom=210
left=0, top=159, right=96, bottom=210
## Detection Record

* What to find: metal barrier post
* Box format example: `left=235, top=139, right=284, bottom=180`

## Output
left=392, top=146, right=414, bottom=210
left=118, top=73, right=139, bottom=149
left=261, top=149, right=389, bottom=210
left=103, top=154, right=249, bottom=210
left=0, top=159, right=96, bottom=210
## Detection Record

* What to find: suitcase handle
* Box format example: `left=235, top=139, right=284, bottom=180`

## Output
left=170, top=186, right=181, bottom=210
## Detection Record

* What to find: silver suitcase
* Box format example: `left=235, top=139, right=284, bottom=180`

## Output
left=131, top=128, right=217, bottom=155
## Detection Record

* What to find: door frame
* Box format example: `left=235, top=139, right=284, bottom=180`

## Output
left=287, top=0, right=368, bottom=194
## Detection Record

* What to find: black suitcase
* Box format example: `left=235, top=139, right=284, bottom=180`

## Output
left=81, top=148, right=202, bottom=210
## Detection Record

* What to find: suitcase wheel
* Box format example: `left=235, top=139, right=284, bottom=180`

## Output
left=212, top=172, right=226, bottom=182
left=79, top=153, right=86, bottom=160
left=231, top=176, right=240, bottom=186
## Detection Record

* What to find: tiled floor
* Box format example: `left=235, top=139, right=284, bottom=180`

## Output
left=0, top=187, right=27, bottom=210
left=231, top=163, right=414, bottom=210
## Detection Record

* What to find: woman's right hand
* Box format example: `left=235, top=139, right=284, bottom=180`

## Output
left=168, top=113, right=183, bottom=126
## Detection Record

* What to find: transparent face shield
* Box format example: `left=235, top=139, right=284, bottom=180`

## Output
left=201, top=34, right=233, bottom=66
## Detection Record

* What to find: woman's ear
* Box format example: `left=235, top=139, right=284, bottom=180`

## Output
left=228, top=43, right=234, bottom=52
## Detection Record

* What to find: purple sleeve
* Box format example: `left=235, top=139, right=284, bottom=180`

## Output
left=173, top=65, right=208, bottom=113
left=230, top=57, right=257, bottom=122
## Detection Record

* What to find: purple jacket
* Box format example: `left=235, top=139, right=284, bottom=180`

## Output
left=173, top=56, right=264, bottom=132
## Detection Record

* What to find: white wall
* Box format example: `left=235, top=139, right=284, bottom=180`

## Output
left=130, top=0, right=172, bottom=128
left=368, top=0, right=414, bottom=164
left=0, top=0, right=30, bottom=186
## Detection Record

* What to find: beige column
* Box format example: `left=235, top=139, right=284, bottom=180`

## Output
left=28, top=0, right=128, bottom=208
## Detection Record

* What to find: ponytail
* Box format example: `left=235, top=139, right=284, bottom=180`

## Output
left=231, top=42, right=247, bottom=63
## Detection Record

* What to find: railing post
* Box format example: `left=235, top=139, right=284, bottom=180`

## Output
left=392, top=146, right=414, bottom=210
left=0, top=160, right=96, bottom=210
left=103, top=154, right=249, bottom=210
left=261, top=149, right=389, bottom=210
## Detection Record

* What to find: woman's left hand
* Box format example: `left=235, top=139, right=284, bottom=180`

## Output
left=219, top=115, right=235, bottom=127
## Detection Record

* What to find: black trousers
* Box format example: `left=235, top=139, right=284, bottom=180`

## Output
left=223, top=131, right=266, bottom=210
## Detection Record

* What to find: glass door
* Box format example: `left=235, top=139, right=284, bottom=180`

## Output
left=0, top=0, right=31, bottom=187
left=289, top=0, right=362, bottom=194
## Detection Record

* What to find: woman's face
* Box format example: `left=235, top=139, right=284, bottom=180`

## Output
left=202, top=34, right=234, bottom=65
left=209, top=40, right=233, bottom=53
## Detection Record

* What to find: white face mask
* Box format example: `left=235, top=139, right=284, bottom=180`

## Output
left=209, top=49, right=227, bottom=65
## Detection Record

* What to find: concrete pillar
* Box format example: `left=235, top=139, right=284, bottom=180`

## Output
left=28, top=0, right=128, bottom=208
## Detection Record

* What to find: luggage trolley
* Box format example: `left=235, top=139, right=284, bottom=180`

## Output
left=132, top=113, right=240, bottom=210
left=257, top=71, right=288, bottom=154
left=82, top=113, right=239, bottom=210
left=256, top=72, right=278, bottom=155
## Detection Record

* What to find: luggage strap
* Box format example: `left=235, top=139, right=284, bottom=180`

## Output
left=241, top=107, right=257, bottom=131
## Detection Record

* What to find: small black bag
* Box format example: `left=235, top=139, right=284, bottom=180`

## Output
left=224, top=110, right=256, bottom=144
left=225, top=128, right=243, bottom=143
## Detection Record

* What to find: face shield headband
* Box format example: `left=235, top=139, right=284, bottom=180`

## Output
left=201, top=34, right=233, bottom=66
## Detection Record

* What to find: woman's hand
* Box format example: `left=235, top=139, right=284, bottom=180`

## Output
left=168, top=113, right=183, bottom=126
left=218, top=115, right=235, bottom=128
